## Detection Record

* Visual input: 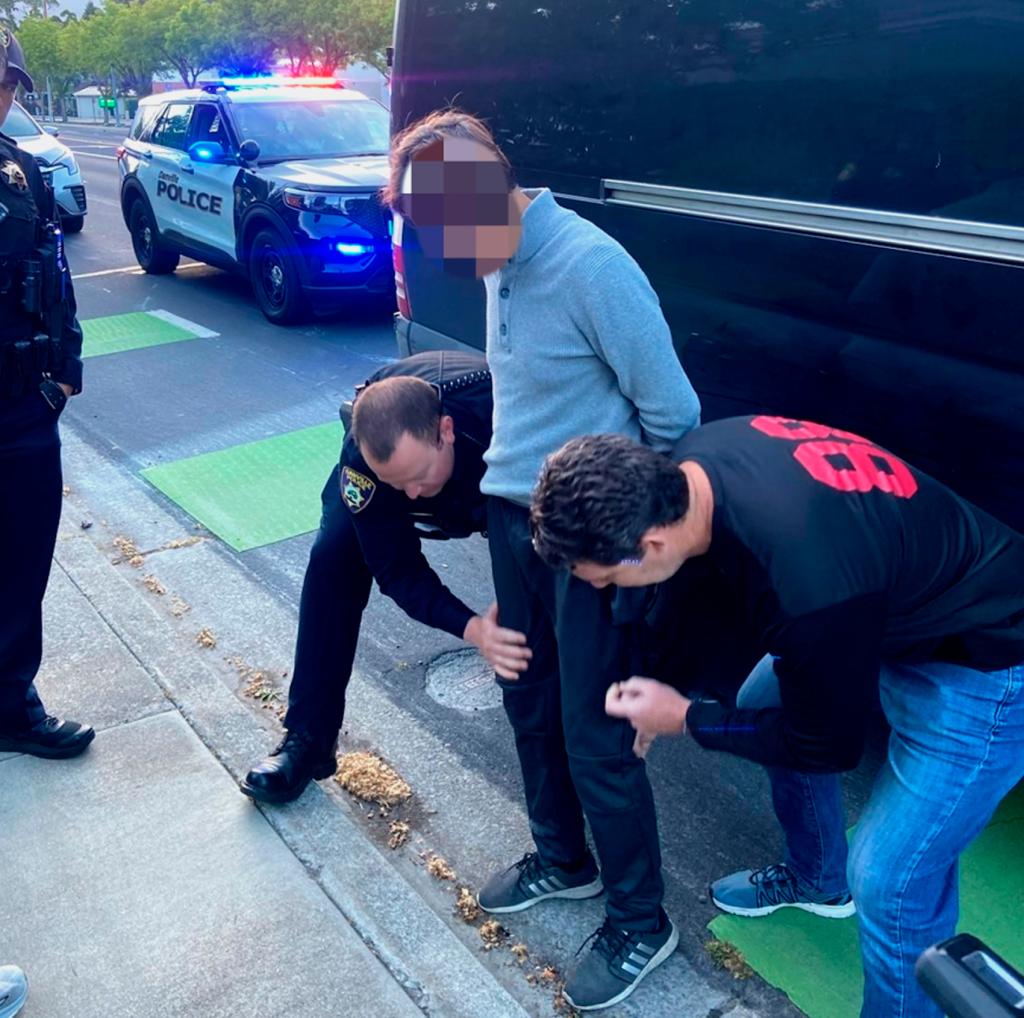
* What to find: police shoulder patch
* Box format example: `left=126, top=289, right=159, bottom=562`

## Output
left=0, top=159, right=29, bottom=192
left=341, top=466, right=376, bottom=513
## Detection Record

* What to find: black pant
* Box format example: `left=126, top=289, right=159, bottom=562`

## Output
left=0, top=388, right=64, bottom=730
left=486, top=497, right=664, bottom=931
left=283, top=465, right=372, bottom=749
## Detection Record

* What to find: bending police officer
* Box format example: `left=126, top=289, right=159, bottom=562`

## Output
left=241, top=351, right=530, bottom=802
left=0, top=28, right=92, bottom=759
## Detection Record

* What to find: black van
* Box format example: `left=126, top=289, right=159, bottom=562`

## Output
left=389, top=0, right=1024, bottom=531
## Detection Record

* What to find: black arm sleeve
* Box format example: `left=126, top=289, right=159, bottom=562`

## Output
left=686, top=594, right=885, bottom=771
left=349, top=482, right=476, bottom=640
left=26, top=154, right=83, bottom=392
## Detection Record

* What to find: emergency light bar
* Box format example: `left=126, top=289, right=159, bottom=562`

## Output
left=216, top=76, right=343, bottom=89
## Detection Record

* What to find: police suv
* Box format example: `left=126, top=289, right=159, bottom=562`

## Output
left=117, top=78, right=393, bottom=324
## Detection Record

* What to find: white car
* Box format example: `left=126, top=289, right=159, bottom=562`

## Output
left=6, top=101, right=88, bottom=233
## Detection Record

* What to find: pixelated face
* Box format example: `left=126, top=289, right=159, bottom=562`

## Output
left=362, top=416, right=457, bottom=500
left=397, top=136, right=522, bottom=279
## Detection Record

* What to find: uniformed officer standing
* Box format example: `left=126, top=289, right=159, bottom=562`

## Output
left=0, top=29, right=93, bottom=761
left=241, top=351, right=530, bottom=802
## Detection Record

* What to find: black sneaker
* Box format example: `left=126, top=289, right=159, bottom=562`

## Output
left=477, top=851, right=603, bottom=914
left=239, top=730, right=337, bottom=804
left=564, top=909, right=679, bottom=1011
left=0, top=715, right=95, bottom=759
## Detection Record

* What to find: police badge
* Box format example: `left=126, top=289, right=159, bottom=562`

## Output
left=341, top=466, right=376, bottom=513
left=0, top=160, right=29, bottom=192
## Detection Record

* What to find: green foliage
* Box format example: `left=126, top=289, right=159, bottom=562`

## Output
left=12, top=0, right=395, bottom=95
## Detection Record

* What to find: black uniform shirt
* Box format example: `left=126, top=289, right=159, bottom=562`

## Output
left=676, top=416, right=1024, bottom=772
left=339, top=351, right=492, bottom=639
left=0, top=132, right=83, bottom=391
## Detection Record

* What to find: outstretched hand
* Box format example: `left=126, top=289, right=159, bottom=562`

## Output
left=605, top=677, right=691, bottom=756
left=465, top=603, right=532, bottom=680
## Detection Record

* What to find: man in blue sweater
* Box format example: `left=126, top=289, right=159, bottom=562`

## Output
left=383, top=111, right=701, bottom=1010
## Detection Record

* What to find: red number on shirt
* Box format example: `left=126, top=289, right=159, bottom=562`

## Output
left=751, top=416, right=919, bottom=499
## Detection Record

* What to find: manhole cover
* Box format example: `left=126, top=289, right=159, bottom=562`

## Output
left=426, top=648, right=503, bottom=712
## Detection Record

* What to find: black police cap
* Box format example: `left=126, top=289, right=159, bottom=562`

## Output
left=1, top=27, right=34, bottom=93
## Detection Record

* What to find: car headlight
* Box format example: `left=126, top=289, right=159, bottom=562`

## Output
left=57, top=153, right=79, bottom=175
left=283, top=188, right=353, bottom=215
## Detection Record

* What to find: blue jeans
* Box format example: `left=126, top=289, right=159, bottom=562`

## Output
left=737, top=654, right=1024, bottom=1018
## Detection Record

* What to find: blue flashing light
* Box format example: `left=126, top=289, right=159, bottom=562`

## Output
left=193, top=145, right=215, bottom=161
left=219, top=75, right=341, bottom=89
left=334, top=242, right=371, bottom=256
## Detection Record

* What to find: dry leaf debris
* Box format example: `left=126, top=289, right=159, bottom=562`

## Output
left=705, top=939, right=754, bottom=979
left=335, top=751, right=412, bottom=809
left=388, top=820, right=411, bottom=850
left=479, top=919, right=508, bottom=950
left=142, top=575, right=166, bottom=596
left=455, top=887, right=481, bottom=923
left=170, top=596, right=191, bottom=617
left=426, top=854, right=456, bottom=881
left=195, top=628, right=217, bottom=649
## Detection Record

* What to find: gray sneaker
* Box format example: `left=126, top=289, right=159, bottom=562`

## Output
left=711, top=862, right=856, bottom=919
left=477, top=851, right=603, bottom=914
left=0, top=966, right=27, bottom=1018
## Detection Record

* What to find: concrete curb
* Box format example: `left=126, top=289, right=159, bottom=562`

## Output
left=53, top=519, right=531, bottom=1018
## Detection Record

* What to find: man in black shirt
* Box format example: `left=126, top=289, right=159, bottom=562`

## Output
left=241, top=352, right=530, bottom=802
left=530, top=416, right=1024, bottom=1018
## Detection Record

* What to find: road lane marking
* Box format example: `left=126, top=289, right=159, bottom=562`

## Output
left=76, top=152, right=117, bottom=161
left=72, top=262, right=204, bottom=281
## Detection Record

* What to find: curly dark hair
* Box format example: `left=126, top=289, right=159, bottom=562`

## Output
left=531, top=435, right=689, bottom=569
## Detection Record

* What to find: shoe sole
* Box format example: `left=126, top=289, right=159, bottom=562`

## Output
left=564, top=922, right=680, bottom=1011
left=477, top=876, right=604, bottom=915
left=238, top=759, right=337, bottom=805
left=0, top=729, right=95, bottom=759
left=711, top=895, right=857, bottom=919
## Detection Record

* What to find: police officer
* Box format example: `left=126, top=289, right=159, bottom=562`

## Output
left=0, top=29, right=92, bottom=759
left=241, top=350, right=531, bottom=802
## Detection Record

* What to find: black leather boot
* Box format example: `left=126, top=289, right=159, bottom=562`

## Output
left=0, top=715, right=95, bottom=759
left=239, top=730, right=338, bottom=804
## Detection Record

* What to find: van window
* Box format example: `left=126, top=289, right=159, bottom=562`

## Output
left=395, top=1, right=1024, bottom=226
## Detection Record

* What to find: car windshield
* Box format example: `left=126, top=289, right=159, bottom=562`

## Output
left=4, top=103, right=42, bottom=139
left=229, top=99, right=389, bottom=162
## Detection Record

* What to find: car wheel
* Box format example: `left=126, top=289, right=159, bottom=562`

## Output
left=61, top=214, right=85, bottom=234
left=129, top=201, right=179, bottom=274
left=249, top=228, right=306, bottom=325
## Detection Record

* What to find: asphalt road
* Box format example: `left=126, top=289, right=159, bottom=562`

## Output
left=52, top=121, right=887, bottom=1017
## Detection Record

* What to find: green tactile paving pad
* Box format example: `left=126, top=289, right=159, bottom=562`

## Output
left=141, top=421, right=344, bottom=551
left=709, top=782, right=1024, bottom=1017
left=81, top=311, right=208, bottom=358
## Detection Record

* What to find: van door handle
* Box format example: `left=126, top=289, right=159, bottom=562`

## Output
left=179, top=160, right=195, bottom=175
left=140, top=149, right=153, bottom=160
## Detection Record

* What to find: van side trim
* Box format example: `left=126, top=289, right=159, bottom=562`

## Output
left=602, top=179, right=1024, bottom=266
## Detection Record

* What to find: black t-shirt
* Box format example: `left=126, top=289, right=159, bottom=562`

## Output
left=676, top=415, right=1024, bottom=772
left=339, top=351, right=491, bottom=639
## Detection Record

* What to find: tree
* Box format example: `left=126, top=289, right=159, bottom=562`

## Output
left=17, top=14, right=80, bottom=118
left=151, top=0, right=219, bottom=87
left=207, top=0, right=275, bottom=77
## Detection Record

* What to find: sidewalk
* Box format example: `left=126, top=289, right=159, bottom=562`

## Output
left=0, top=427, right=764, bottom=1018
left=0, top=501, right=530, bottom=1017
